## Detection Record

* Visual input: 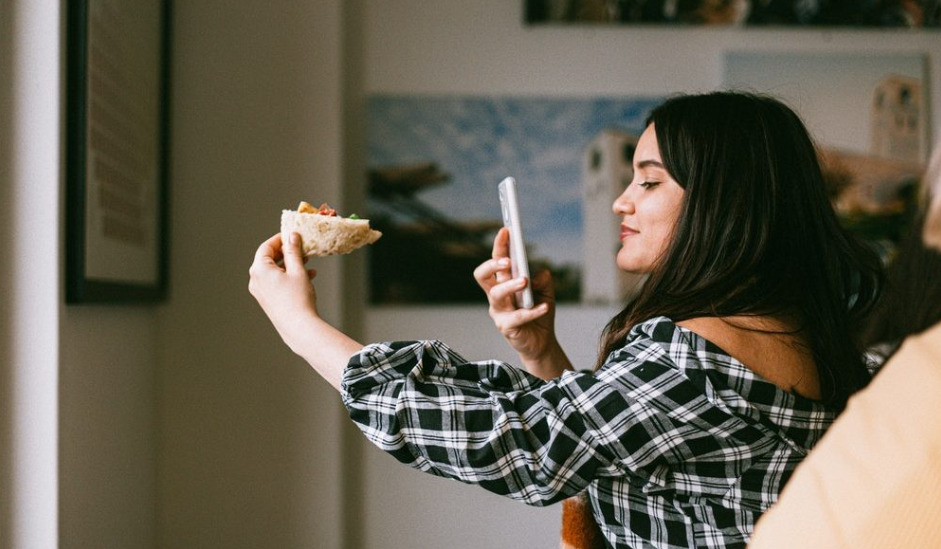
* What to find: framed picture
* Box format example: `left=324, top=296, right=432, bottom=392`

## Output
left=524, top=0, right=941, bottom=28
left=366, top=94, right=662, bottom=305
left=65, top=0, right=172, bottom=303
left=724, top=51, right=929, bottom=255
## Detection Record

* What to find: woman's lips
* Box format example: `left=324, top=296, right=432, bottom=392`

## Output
left=620, top=225, right=638, bottom=239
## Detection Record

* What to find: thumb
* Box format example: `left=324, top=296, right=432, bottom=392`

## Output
left=283, top=232, right=308, bottom=274
left=534, top=269, right=555, bottom=299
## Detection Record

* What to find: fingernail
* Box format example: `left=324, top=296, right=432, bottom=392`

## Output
left=289, top=233, right=299, bottom=245
left=499, top=258, right=510, bottom=267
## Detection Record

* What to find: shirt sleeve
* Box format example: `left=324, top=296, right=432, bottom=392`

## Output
left=341, top=337, right=779, bottom=507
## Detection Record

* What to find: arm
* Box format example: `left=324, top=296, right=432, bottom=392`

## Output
left=343, top=340, right=611, bottom=505
left=473, top=228, right=574, bottom=379
left=248, top=232, right=363, bottom=391
left=342, top=325, right=781, bottom=507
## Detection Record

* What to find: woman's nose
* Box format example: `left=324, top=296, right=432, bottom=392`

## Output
left=613, top=188, right=634, bottom=215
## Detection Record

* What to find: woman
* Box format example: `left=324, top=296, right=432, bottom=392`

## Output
left=249, top=91, right=882, bottom=548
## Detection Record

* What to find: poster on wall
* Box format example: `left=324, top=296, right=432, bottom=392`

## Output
left=525, top=0, right=941, bottom=27
left=366, top=95, right=663, bottom=305
left=724, top=51, right=929, bottom=253
left=65, top=0, right=171, bottom=303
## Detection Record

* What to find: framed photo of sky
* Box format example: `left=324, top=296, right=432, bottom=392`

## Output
left=366, top=94, right=663, bottom=305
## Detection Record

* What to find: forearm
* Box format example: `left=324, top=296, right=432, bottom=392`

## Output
left=281, top=312, right=364, bottom=391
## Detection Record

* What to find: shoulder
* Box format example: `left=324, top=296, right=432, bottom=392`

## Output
left=607, top=315, right=734, bottom=368
left=600, top=316, right=734, bottom=387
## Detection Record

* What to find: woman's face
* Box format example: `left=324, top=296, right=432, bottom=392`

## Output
left=612, top=124, right=686, bottom=274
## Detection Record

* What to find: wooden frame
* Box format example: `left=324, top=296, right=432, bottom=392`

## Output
left=65, top=0, right=172, bottom=303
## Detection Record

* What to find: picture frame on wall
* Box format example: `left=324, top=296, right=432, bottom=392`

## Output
left=524, top=0, right=941, bottom=28
left=366, top=94, right=663, bottom=306
left=65, top=0, right=172, bottom=304
left=724, top=51, right=929, bottom=254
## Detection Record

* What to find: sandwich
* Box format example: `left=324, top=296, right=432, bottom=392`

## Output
left=280, top=201, right=382, bottom=257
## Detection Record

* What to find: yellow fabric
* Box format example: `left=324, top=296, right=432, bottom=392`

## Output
left=749, top=321, right=941, bottom=549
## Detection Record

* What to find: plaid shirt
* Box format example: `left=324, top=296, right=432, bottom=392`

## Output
left=341, top=316, right=837, bottom=549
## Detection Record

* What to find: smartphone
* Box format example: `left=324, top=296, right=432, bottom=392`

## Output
left=498, top=177, right=534, bottom=309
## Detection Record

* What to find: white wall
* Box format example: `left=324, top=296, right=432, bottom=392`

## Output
left=0, top=3, right=12, bottom=543
left=1, top=2, right=62, bottom=547
left=1, top=2, right=161, bottom=548
left=156, top=1, right=348, bottom=547
left=357, top=1, right=941, bottom=548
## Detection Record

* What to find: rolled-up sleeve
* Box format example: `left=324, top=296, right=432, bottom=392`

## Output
left=341, top=340, right=617, bottom=505
left=340, top=336, right=780, bottom=508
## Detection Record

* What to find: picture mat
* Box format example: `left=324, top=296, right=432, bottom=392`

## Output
left=84, top=0, right=162, bottom=284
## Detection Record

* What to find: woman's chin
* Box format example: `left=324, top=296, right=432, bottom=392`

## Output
left=616, top=257, right=651, bottom=275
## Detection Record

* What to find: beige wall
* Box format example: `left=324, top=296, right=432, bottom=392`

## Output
left=155, top=1, right=347, bottom=547
left=59, top=308, right=158, bottom=548
left=2, top=0, right=350, bottom=548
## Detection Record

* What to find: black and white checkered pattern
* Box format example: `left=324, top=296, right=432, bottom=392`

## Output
left=341, top=316, right=837, bottom=549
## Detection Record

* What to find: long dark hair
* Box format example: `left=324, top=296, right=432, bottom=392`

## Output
left=860, top=207, right=941, bottom=351
left=596, top=91, right=882, bottom=409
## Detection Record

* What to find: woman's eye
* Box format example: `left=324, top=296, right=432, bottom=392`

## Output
left=639, top=181, right=660, bottom=189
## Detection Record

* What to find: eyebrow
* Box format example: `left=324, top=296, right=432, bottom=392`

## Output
left=636, top=159, right=665, bottom=170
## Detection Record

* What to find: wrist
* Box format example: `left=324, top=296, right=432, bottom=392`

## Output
left=522, top=339, right=572, bottom=380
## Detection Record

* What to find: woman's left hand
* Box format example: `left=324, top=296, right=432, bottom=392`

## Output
left=248, top=232, right=364, bottom=391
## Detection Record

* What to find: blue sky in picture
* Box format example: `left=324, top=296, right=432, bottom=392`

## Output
left=367, top=95, right=663, bottom=267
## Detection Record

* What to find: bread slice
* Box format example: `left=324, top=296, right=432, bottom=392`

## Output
left=281, top=206, right=382, bottom=257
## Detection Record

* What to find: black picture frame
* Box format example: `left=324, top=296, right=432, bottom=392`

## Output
left=65, top=0, right=172, bottom=304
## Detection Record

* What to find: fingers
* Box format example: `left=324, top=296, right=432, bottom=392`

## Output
left=491, top=300, right=550, bottom=333
left=474, top=256, right=528, bottom=311
left=473, top=257, right=511, bottom=288
left=281, top=232, right=308, bottom=275
left=249, top=233, right=310, bottom=288
left=490, top=229, right=513, bottom=284
left=253, top=233, right=284, bottom=266
left=488, top=275, right=530, bottom=305
left=491, top=227, right=510, bottom=260
left=475, top=229, right=514, bottom=290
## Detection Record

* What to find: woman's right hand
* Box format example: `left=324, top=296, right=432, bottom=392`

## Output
left=474, top=228, right=572, bottom=379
